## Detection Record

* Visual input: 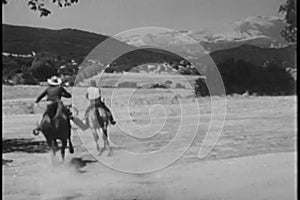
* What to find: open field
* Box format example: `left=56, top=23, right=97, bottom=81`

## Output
left=2, top=85, right=297, bottom=200
left=79, top=72, right=201, bottom=89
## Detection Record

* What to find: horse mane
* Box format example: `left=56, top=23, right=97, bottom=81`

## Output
left=46, top=103, right=58, bottom=118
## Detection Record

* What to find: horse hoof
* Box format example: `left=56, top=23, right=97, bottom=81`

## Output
left=32, top=129, right=40, bottom=136
left=98, top=148, right=105, bottom=156
left=69, top=148, right=74, bottom=154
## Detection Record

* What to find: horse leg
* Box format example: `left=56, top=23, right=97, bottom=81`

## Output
left=46, top=139, right=55, bottom=155
left=61, top=139, right=67, bottom=161
left=94, top=128, right=104, bottom=156
left=102, top=125, right=112, bottom=156
left=91, top=129, right=101, bottom=155
left=53, top=139, right=59, bottom=152
left=46, top=138, right=56, bottom=166
left=68, top=136, right=74, bottom=154
left=65, top=117, right=74, bottom=154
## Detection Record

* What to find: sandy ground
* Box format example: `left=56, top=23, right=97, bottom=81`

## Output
left=3, top=151, right=296, bottom=200
left=2, top=88, right=297, bottom=200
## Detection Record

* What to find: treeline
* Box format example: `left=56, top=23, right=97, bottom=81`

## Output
left=2, top=54, right=81, bottom=85
left=194, top=59, right=296, bottom=96
left=3, top=54, right=296, bottom=96
left=2, top=56, right=35, bottom=84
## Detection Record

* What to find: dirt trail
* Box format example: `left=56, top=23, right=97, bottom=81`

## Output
left=3, top=95, right=297, bottom=200
left=3, top=151, right=296, bottom=200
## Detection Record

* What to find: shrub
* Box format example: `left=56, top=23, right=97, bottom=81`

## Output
left=194, top=58, right=296, bottom=96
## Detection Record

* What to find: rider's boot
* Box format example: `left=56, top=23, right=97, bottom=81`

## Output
left=32, top=123, right=42, bottom=135
left=110, top=116, right=116, bottom=125
left=32, top=127, right=41, bottom=135
left=107, top=112, right=116, bottom=125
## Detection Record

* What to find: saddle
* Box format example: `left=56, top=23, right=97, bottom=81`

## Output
left=33, top=102, right=73, bottom=135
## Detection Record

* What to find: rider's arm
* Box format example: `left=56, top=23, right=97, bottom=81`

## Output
left=35, top=89, right=47, bottom=103
left=60, top=87, right=72, bottom=98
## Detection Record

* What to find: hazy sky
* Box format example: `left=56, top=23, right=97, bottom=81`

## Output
left=3, top=0, right=285, bottom=35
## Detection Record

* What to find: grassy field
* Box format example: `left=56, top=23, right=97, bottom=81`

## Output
left=2, top=85, right=48, bottom=100
left=79, top=72, right=201, bottom=88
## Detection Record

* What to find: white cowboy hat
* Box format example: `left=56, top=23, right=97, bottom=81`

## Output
left=47, top=76, right=62, bottom=86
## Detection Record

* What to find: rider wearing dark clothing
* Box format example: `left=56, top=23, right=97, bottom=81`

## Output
left=35, top=86, right=72, bottom=119
left=36, top=86, right=72, bottom=103
left=33, top=76, right=72, bottom=135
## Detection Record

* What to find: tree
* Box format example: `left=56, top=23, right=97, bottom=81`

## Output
left=194, top=58, right=296, bottom=97
left=278, top=0, right=297, bottom=42
left=29, top=54, right=58, bottom=81
left=2, top=0, right=79, bottom=17
left=194, top=77, right=209, bottom=97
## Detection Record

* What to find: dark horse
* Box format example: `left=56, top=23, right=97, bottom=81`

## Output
left=33, top=103, right=74, bottom=161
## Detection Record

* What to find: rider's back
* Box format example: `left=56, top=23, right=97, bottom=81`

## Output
left=36, top=86, right=72, bottom=103
left=86, top=86, right=101, bottom=100
left=47, top=86, right=67, bottom=100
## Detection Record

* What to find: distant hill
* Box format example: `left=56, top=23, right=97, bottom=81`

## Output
left=2, top=24, right=186, bottom=67
left=210, top=44, right=296, bottom=68
left=2, top=24, right=119, bottom=59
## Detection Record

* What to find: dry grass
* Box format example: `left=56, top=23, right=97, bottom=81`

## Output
left=2, top=85, right=47, bottom=100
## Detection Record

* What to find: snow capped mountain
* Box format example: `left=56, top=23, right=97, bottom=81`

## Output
left=232, top=16, right=286, bottom=40
left=116, top=16, right=289, bottom=52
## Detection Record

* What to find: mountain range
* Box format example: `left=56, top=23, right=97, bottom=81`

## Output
left=2, top=16, right=297, bottom=75
left=117, top=16, right=290, bottom=52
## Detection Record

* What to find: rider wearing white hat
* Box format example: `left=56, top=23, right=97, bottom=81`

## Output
left=33, top=76, right=72, bottom=134
left=47, top=76, right=62, bottom=86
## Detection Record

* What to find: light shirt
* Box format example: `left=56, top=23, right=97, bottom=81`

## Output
left=87, top=87, right=101, bottom=100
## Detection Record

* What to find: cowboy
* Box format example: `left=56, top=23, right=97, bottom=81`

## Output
left=33, top=76, right=72, bottom=134
left=84, top=80, right=116, bottom=126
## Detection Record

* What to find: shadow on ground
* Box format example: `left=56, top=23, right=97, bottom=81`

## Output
left=2, top=138, right=49, bottom=153
left=69, top=157, right=98, bottom=171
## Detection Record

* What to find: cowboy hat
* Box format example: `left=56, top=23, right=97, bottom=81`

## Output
left=47, top=76, right=62, bottom=86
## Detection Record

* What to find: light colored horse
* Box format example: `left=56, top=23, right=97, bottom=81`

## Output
left=86, top=107, right=112, bottom=156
